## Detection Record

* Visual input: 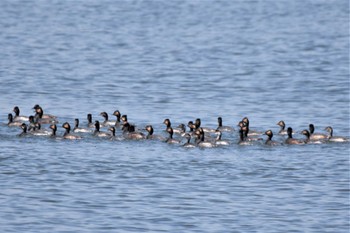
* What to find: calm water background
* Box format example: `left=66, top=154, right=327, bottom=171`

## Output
left=0, top=0, right=349, bottom=232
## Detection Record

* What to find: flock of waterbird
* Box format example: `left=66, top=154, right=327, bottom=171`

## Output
left=5, top=105, right=349, bottom=148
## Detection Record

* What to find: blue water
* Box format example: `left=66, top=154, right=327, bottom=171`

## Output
left=0, top=0, right=349, bottom=232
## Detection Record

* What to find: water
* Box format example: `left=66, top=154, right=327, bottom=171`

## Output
left=0, top=0, right=349, bottom=232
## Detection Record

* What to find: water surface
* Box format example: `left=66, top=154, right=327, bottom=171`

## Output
left=0, top=1, right=349, bottom=232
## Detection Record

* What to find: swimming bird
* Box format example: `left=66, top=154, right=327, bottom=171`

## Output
left=301, top=129, right=324, bottom=144
left=73, top=119, right=92, bottom=133
left=301, top=129, right=327, bottom=144
left=238, top=122, right=263, bottom=141
left=165, top=127, right=181, bottom=144
left=285, top=127, right=305, bottom=145
left=108, top=127, right=123, bottom=140
left=264, top=130, right=281, bottom=146
left=12, top=106, right=29, bottom=122
left=308, top=124, right=327, bottom=140
left=217, top=117, right=234, bottom=132
left=238, top=130, right=250, bottom=145
left=93, top=120, right=111, bottom=137
left=242, top=117, right=262, bottom=136
left=187, top=121, right=196, bottom=135
left=237, top=127, right=254, bottom=146
left=121, top=114, right=136, bottom=132
left=183, top=133, right=196, bottom=148
left=194, top=118, right=216, bottom=133
left=34, top=107, right=57, bottom=124
left=29, top=122, right=51, bottom=136
left=100, top=112, right=116, bottom=127
left=163, top=118, right=184, bottom=134
left=277, top=120, right=288, bottom=135
left=33, top=105, right=57, bottom=123
left=18, top=123, right=28, bottom=137
left=324, top=126, right=349, bottom=142
left=145, top=125, right=165, bottom=140
left=49, top=124, right=58, bottom=138
left=214, top=130, right=230, bottom=146
left=122, top=122, right=134, bottom=133
left=121, top=115, right=128, bottom=123
left=163, top=118, right=172, bottom=131
left=27, top=115, right=37, bottom=131
left=7, top=113, right=22, bottom=127
left=87, top=114, right=95, bottom=128
left=112, top=110, right=121, bottom=127
left=121, top=115, right=137, bottom=132
left=195, top=128, right=216, bottom=148
left=121, top=120, right=145, bottom=140
left=62, top=122, right=82, bottom=140
left=173, top=123, right=186, bottom=135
